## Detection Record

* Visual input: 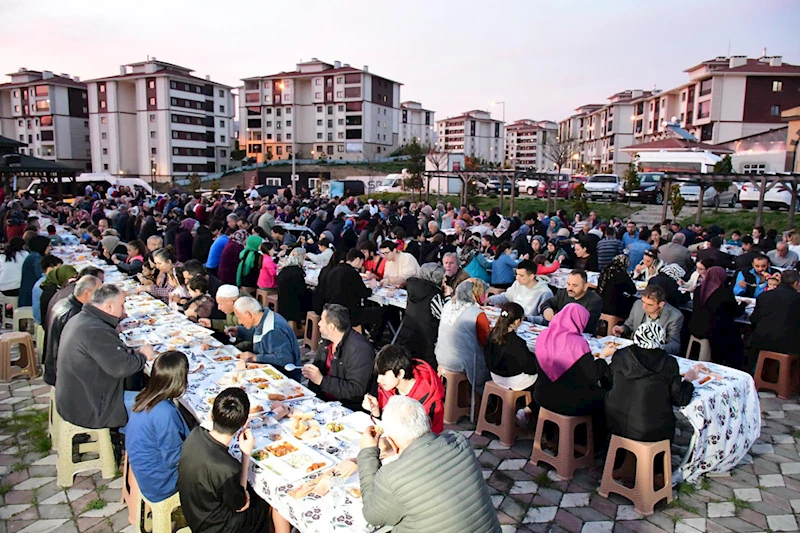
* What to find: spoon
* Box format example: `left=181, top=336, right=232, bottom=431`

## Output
left=284, top=364, right=297, bottom=372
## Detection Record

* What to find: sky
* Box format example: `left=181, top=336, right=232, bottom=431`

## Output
left=1, top=0, right=799, bottom=124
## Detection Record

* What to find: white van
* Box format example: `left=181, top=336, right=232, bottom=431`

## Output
left=24, top=173, right=154, bottom=201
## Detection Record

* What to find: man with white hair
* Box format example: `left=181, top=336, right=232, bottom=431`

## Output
left=358, top=396, right=500, bottom=533
left=197, top=285, right=252, bottom=351
left=232, top=297, right=301, bottom=380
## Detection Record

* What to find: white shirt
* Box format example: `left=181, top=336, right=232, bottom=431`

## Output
left=486, top=281, right=553, bottom=318
left=0, top=251, right=29, bottom=292
left=383, top=252, right=421, bottom=282
left=334, top=204, right=352, bottom=218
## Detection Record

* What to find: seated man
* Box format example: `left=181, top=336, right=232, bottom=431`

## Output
left=302, top=304, right=375, bottom=411
left=198, top=284, right=252, bottom=352
left=442, top=252, right=469, bottom=293
left=767, top=241, right=799, bottom=269
left=539, top=270, right=602, bottom=334
left=696, top=237, right=733, bottom=269
left=358, top=396, right=501, bottom=533
left=233, top=297, right=301, bottom=380
left=486, top=259, right=553, bottom=320
left=177, top=387, right=284, bottom=533
left=379, top=241, right=421, bottom=288
left=734, top=254, right=775, bottom=298
left=750, top=269, right=800, bottom=356
left=613, top=284, right=683, bottom=355
left=44, top=274, right=102, bottom=386
left=56, top=284, right=154, bottom=429
left=324, top=249, right=388, bottom=339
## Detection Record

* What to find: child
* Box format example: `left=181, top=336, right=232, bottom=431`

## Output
left=257, top=242, right=277, bottom=291
left=766, top=272, right=781, bottom=292
left=183, top=276, right=214, bottom=320
left=112, top=240, right=146, bottom=276
left=46, top=225, right=63, bottom=246
left=168, top=266, right=191, bottom=312
left=726, top=230, right=742, bottom=248
left=177, top=387, right=288, bottom=533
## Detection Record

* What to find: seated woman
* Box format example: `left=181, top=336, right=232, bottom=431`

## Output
left=99, top=235, right=127, bottom=265
left=533, top=303, right=614, bottom=444
left=125, top=350, right=191, bottom=503
left=396, top=263, right=447, bottom=368
left=596, top=255, right=637, bottom=332
left=236, top=235, right=263, bottom=289
left=277, top=247, right=310, bottom=335
left=112, top=239, right=147, bottom=276
left=604, top=323, right=698, bottom=442
left=632, top=249, right=663, bottom=282
left=544, top=238, right=568, bottom=266
left=435, top=278, right=491, bottom=391
left=362, top=344, right=445, bottom=434
left=142, top=246, right=182, bottom=303
left=572, top=240, right=599, bottom=272
left=483, top=302, right=538, bottom=426
left=648, top=263, right=687, bottom=309
left=490, top=241, right=520, bottom=289
left=681, top=258, right=711, bottom=292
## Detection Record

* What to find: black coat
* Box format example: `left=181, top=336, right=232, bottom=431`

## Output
left=277, top=265, right=309, bottom=323
left=604, top=346, right=694, bottom=442
left=696, top=247, right=733, bottom=270
left=44, top=294, right=82, bottom=386
left=484, top=332, right=537, bottom=378
left=750, top=285, right=800, bottom=356
left=311, top=328, right=375, bottom=411
left=648, top=273, right=686, bottom=309
left=599, top=272, right=637, bottom=318
left=533, top=352, right=607, bottom=416
left=192, top=226, right=213, bottom=264
left=138, top=216, right=157, bottom=243
left=689, top=286, right=745, bottom=368
left=734, top=249, right=762, bottom=271
left=395, top=277, right=443, bottom=367
left=323, top=263, right=371, bottom=320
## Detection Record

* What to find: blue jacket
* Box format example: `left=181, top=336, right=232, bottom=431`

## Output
left=626, top=241, right=652, bottom=272
left=205, top=235, right=229, bottom=269
left=32, top=276, right=45, bottom=324
left=464, top=255, right=491, bottom=284
left=238, top=309, right=302, bottom=380
left=18, top=252, right=42, bottom=307
left=490, top=253, right=520, bottom=286
left=622, top=231, right=640, bottom=249
left=734, top=269, right=768, bottom=298
left=125, top=399, right=190, bottom=502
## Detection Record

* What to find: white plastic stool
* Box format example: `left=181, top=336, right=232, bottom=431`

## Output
left=13, top=306, right=33, bottom=333
left=56, top=417, right=116, bottom=487
left=685, top=335, right=711, bottom=362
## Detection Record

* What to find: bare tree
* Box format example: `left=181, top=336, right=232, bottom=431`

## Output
left=543, top=136, right=578, bottom=212
left=426, top=149, right=449, bottom=204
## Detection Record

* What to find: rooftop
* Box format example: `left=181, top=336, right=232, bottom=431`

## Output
left=621, top=137, right=733, bottom=153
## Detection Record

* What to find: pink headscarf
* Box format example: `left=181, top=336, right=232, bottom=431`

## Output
left=535, top=303, right=591, bottom=382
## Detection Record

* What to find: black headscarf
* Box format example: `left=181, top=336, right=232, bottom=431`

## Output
left=28, top=235, right=50, bottom=256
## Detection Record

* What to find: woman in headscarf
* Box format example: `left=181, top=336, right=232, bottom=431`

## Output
left=688, top=266, right=746, bottom=369
left=18, top=236, right=51, bottom=307
left=435, top=278, right=491, bottom=392
left=339, top=218, right=358, bottom=253
left=597, top=254, right=637, bottom=324
left=546, top=217, right=564, bottom=240
left=453, top=219, right=469, bottom=248
left=533, top=303, right=613, bottom=447
left=604, top=322, right=698, bottom=442
left=396, top=263, right=448, bottom=367
left=217, top=229, right=248, bottom=285
left=174, top=218, right=198, bottom=263
left=544, top=238, right=568, bottom=266
left=236, top=235, right=263, bottom=288
left=39, top=265, right=78, bottom=326
left=191, top=224, right=213, bottom=264
left=512, top=223, right=532, bottom=257
left=648, top=263, right=687, bottom=308
left=90, top=200, right=105, bottom=225
left=100, top=235, right=126, bottom=265
left=277, top=247, right=310, bottom=334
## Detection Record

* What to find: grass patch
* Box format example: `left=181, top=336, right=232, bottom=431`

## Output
left=729, top=494, right=753, bottom=516
left=0, top=484, right=11, bottom=496
left=532, top=470, right=555, bottom=489
left=791, top=430, right=800, bottom=439
left=5, top=410, right=50, bottom=458
left=676, top=481, right=698, bottom=497
left=11, top=462, right=29, bottom=472
left=681, top=208, right=800, bottom=233
left=668, top=497, right=699, bottom=515
left=698, top=476, right=711, bottom=491
left=83, top=498, right=107, bottom=512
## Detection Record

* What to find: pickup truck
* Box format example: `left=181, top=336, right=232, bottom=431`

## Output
left=584, top=174, right=621, bottom=201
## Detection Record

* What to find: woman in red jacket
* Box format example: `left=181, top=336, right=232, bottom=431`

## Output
left=363, top=344, right=445, bottom=434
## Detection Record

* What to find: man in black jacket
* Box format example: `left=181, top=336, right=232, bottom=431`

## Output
left=323, top=249, right=387, bottom=335
left=539, top=270, right=603, bottom=334
left=302, top=304, right=375, bottom=411
left=696, top=237, right=733, bottom=269
left=44, top=275, right=102, bottom=386
left=56, top=284, right=154, bottom=429
left=734, top=236, right=762, bottom=271
left=750, top=270, right=800, bottom=356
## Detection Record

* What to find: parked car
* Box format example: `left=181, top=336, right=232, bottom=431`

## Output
left=618, top=172, right=665, bottom=204
left=679, top=182, right=719, bottom=207
left=485, top=179, right=512, bottom=194
left=535, top=174, right=586, bottom=199
left=516, top=178, right=541, bottom=195
left=584, top=174, right=621, bottom=201
left=739, top=181, right=800, bottom=210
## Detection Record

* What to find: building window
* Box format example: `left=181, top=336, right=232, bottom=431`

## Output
left=148, top=80, right=155, bottom=89
left=338, top=105, right=344, bottom=112
left=149, top=97, right=156, bottom=105
left=286, top=120, right=291, bottom=127
left=743, top=163, right=766, bottom=174
left=221, top=135, right=226, bottom=142
left=266, top=121, right=272, bottom=127
left=337, top=145, right=344, bottom=152
left=219, top=119, right=225, bottom=127
left=276, top=109, right=281, bottom=117
left=276, top=146, right=283, bottom=155
left=266, top=108, right=272, bottom=115
left=101, top=132, right=107, bottom=140
left=286, top=133, right=291, bottom=140
left=266, top=134, right=272, bottom=140
left=772, top=81, right=783, bottom=92
left=150, top=131, right=156, bottom=138
left=12, top=90, right=18, bottom=98
left=338, top=132, right=344, bottom=139
left=770, top=105, right=781, bottom=116
left=338, top=118, right=344, bottom=125
left=102, top=148, right=108, bottom=155
left=315, top=92, right=322, bottom=99
left=219, top=105, right=225, bottom=113
left=219, top=89, right=224, bottom=97
left=149, top=114, right=156, bottom=122
left=327, top=133, right=333, bottom=141
left=317, top=119, right=323, bottom=126
left=101, top=117, right=107, bottom=124
left=327, top=106, right=333, bottom=115
left=99, top=85, right=105, bottom=93
left=100, top=101, right=106, bottom=109
left=327, top=120, right=333, bottom=128
left=103, top=163, right=109, bottom=170
left=151, top=147, right=157, bottom=155
left=336, top=91, right=343, bottom=98
left=85, top=135, right=90, bottom=142
left=171, top=81, right=177, bottom=89
left=699, top=79, right=712, bottom=96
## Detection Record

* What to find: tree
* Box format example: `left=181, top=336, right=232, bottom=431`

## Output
left=210, top=178, right=221, bottom=193
left=712, top=154, right=734, bottom=193
left=543, top=136, right=578, bottom=212
left=572, top=182, right=588, bottom=214
left=581, top=162, right=597, bottom=175
left=670, top=184, right=685, bottom=219
left=425, top=149, right=449, bottom=203
left=623, top=160, right=640, bottom=207
left=188, top=173, right=202, bottom=194
left=404, top=140, right=426, bottom=193
left=265, top=149, right=273, bottom=162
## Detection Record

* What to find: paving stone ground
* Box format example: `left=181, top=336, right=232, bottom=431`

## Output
left=2, top=375, right=799, bottom=532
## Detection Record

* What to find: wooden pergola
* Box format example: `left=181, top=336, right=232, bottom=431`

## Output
left=0, top=136, right=82, bottom=201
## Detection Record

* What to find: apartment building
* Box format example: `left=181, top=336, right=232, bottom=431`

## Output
left=86, top=59, right=235, bottom=182
left=504, top=119, right=557, bottom=170
left=238, top=59, right=401, bottom=162
left=435, top=110, right=505, bottom=165
left=0, top=68, right=91, bottom=170
left=399, top=101, right=435, bottom=147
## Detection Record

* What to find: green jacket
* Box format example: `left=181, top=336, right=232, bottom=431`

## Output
left=210, top=312, right=239, bottom=333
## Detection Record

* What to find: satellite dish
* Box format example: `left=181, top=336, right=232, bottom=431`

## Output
left=671, top=116, right=678, bottom=123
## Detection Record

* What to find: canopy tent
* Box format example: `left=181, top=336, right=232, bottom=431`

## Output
left=0, top=135, right=82, bottom=200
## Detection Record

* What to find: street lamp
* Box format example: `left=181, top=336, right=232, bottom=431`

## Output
left=572, top=152, right=580, bottom=173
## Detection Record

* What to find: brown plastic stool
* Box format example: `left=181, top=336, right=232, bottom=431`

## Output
left=475, top=381, right=531, bottom=446
left=256, top=289, right=271, bottom=307
left=442, top=370, right=479, bottom=424
left=0, top=332, right=38, bottom=382
left=303, top=311, right=321, bottom=349
left=266, top=293, right=278, bottom=312
left=529, top=407, right=594, bottom=480
left=754, top=350, right=800, bottom=399
left=240, top=287, right=256, bottom=297
left=598, top=435, right=672, bottom=516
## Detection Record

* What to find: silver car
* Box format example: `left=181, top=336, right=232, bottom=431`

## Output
left=679, top=183, right=719, bottom=207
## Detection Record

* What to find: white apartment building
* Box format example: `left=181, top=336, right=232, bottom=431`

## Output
left=86, top=59, right=235, bottom=182
left=0, top=68, right=91, bottom=170
left=238, top=59, right=402, bottom=162
left=504, top=119, right=557, bottom=170
left=435, top=110, right=504, bottom=165
left=399, top=101, right=435, bottom=147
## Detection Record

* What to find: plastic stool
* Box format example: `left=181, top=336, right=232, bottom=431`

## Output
left=13, top=306, right=33, bottom=333
left=685, top=336, right=711, bottom=362
left=0, top=331, right=38, bottom=382
left=35, top=324, right=45, bottom=361
left=256, top=289, right=271, bottom=307
left=442, top=370, right=478, bottom=424
left=56, top=417, right=116, bottom=487
left=266, top=293, right=278, bottom=312
left=598, top=435, right=672, bottom=516
left=475, top=381, right=532, bottom=446
left=530, top=407, right=594, bottom=480
left=754, top=350, right=800, bottom=399
left=303, top=311, right=321, bottom=349
left=2, top=295, right=18, bottom=330
left=141, top=491, right=182, bottom=533
left=49, top=387, right=60, bottom=446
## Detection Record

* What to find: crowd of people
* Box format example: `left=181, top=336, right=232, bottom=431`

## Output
left=2, top=181, right=797, bottom=533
